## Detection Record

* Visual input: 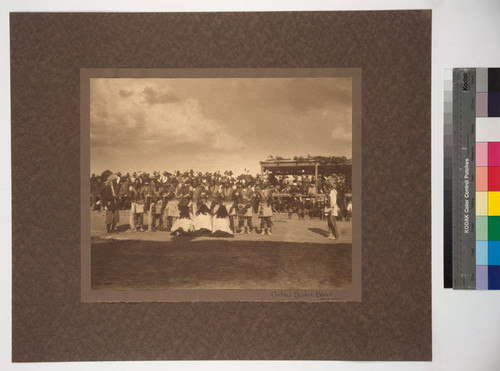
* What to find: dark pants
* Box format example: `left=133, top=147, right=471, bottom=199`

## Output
left=327, top=214, right=339, bottom=238
left=260, top=217, right=272, bottom=230
left=105, top=210, right=119, bottom=232
left=239, top=216, right=253, bottom=230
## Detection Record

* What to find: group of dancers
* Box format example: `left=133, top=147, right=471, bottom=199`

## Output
left=98, top=172, right=342, bottom=240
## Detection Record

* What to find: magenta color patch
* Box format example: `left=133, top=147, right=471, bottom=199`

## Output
left=476, top=142, right=488, bottom=166
left=477, top=92, right=488, bottom=117
left=489, top=142, right=500, bottom=166
left=477, top=265, right=488, bottom=290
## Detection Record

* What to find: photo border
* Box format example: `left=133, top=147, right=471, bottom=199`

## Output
left=80, top=68, right=362, bottom=302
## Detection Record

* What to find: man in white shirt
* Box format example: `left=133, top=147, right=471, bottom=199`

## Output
left=325, top=182, right=340, bottom=240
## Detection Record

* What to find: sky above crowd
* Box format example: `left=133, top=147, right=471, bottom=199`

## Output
left=90, top=77, right=352, bottom=176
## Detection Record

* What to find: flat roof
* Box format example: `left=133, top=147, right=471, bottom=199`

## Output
left=261, top=159, right=351, bottom=166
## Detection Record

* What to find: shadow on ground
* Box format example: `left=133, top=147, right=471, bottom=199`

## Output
left=91, top=238, right=352, bottom=290
left=308, top=228, right=330, bottom=237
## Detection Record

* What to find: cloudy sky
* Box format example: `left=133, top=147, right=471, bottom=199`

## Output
left=90, top=77, right=352, bottom=175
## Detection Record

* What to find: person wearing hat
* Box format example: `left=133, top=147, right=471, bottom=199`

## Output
left=101, top=174, right=120, bottom=233
left=325, top=181, right=340, bottom=240
left=159, top=171, right=169, bottom=184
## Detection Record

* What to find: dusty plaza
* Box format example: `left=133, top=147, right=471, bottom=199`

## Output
left=91, top=210, right=352, bottom=291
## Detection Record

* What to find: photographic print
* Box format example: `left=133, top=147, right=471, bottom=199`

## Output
left=81, top=68, right=361, bottom=302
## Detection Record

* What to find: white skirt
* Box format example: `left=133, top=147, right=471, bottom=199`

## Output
left=171, top=218, right=193, bottom=233
left=212, top=216, right=233, bottom=235
left=193, top=213, right=213, bottom=231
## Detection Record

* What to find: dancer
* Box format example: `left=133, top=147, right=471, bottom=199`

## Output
left=222, top=180, right=235, bottom=232
left=211, top=204, right=234, bottom=237
left=164, top=186, right=180, bottom=231
left=192, top=204, right=213, bottom=237
left=170, top=204, right=193, bottom=236
left=101, top=174, right=120, bottom=233
left=258, top=182, right=274, bottom=235
left=238, top=181, right=254, bottom=234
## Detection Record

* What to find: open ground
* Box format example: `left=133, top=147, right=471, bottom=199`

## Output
left=91, top=211, right=352, bottom=290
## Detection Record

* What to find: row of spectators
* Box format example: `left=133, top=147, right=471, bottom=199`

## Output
left=91, top=170, right=351, bottom=208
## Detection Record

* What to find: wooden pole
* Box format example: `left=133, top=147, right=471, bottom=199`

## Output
left=315, top=162, right=318, bottom=193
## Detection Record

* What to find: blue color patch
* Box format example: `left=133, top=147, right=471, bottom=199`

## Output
left=489, top=241, right=500, bottom=265
left=488, top=265, right=500, bottom=289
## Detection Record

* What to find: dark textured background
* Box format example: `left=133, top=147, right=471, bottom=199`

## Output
left=11, top=11, right=431, bottom=361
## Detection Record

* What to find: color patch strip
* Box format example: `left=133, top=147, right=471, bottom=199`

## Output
left=476, top=69, right=500, bottom=289
left=449, top=68, right=500, bottom=289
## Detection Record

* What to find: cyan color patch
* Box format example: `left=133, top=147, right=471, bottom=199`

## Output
left=476, top=241, right=488, bottom=265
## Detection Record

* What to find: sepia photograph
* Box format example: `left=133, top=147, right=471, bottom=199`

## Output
left=81, top=68, right=361, bottom=302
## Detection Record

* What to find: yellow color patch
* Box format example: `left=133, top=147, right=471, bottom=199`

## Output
left=488, top=192, right=500, bottom=216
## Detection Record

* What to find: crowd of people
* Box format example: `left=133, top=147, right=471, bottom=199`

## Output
left=92, top=169, right=352, bottom=239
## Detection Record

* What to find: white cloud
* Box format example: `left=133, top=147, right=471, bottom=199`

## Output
left=90, top=79, right=243, bottom=152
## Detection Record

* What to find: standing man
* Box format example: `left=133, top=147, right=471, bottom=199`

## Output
left=101, top=174, right=120, bottom=233
left=325, top=182, right=340, bottom=240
